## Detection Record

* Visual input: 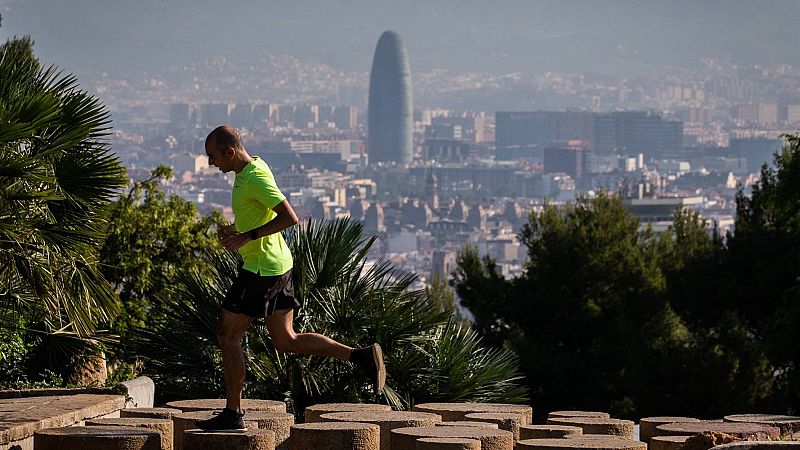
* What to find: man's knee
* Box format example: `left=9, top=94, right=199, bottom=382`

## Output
left=272, top=334, right=297, bottom=353
left=217, top=325, right=242, bottom=346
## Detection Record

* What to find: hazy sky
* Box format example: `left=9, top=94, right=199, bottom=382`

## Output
left=3, top=0, right=800, bottom=77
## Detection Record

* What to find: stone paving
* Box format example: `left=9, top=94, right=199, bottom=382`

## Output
left=0, top=394, right=124, bottom=449
left=3, top=394, right=800, bottom=450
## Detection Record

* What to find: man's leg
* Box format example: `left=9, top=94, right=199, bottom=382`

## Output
left=265, top=308, right=351, bottom=360
left=195, top=308, right=254, bottom=431
left=265, top=308, right=385, bottom=391
left=218, top=309, right=255, bottom=412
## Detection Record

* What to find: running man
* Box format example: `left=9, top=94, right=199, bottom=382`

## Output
left=196, top=126, right=385, bottom=431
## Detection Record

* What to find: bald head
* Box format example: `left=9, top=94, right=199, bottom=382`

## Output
left=205, top=125, right=243, bottom=153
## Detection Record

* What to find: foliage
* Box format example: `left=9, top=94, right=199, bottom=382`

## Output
left=132, top=218, right=528, bottom=413
left=0, top=35, right=127, bottom=384
left=728, top=134, right=800, bottom=411
left=453, top=189, right=786, bottom=419
left=100, top=165, right=223, bottom=342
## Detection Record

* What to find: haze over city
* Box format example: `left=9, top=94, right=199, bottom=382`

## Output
left=4, top=0, right=800, bottom=77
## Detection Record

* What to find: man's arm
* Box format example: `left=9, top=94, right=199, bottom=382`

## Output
left=219, top=199, right=299, bottom=251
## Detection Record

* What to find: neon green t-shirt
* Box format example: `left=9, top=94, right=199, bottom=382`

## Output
left=232, top=157, right=293, bottom=276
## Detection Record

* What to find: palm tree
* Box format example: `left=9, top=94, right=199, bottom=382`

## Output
left=0, top=37, right=127, bottom=383
left=133, top=218, right=528, bottom=414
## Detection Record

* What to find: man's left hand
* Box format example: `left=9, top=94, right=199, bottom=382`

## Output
left=220, top=232, right=252, bottom=251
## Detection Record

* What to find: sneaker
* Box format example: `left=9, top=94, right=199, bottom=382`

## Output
left=351, top=343, right=386, bottom=392
left=194, top=408, right=247, bottom=431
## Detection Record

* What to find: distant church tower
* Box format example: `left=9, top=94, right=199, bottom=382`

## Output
left=367, top=30, right=413, bottom=164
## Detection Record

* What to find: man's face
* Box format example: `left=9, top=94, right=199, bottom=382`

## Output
left=205, top=143, right=234, bottom=173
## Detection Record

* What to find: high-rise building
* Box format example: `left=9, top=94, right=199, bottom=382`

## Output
left=199, top=103, right=230, bottom=126
left=333, top=105, right=358, bottom=130
left=593, top=111, right=682, bottom=158
left=544, top=141, right=591, bottom=179
left=169, top=103, right=194, bottom=126
left=495, top=111, right=594, bottom=157
left=730, top=137, right=783, bottom=172
left=368, top=30, right=413, bottom=164
left=496, top=110, right=681, bottom=159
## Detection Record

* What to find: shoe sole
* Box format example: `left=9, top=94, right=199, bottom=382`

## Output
left=372, top=343, right=386, bottom=391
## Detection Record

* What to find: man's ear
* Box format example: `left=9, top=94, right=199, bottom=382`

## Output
left=225, top=146, right=236, bottom=157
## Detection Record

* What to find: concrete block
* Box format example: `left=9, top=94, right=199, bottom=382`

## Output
left=549, top=412, right=611, bottom=420
left=173, top=411, right=259, bottom=450
left=437, top=422, right=499, bottom=429
left=516, top=437, right=646, bottom=450
left=411, top=403, right=532, bottom=425
left=303, top=403, right=391, bottom=423
left=639, top=418, right=700, bottom=444
left=85, top=417, right=173, bottom=450
left=184, top=428, right=275, bottom=450
left=520, top=425, right=583, bottom=440
left=121, top=408, right=182, bottom=420
left=650, top=435, right=691, bottom=450
left=118, top=376, right=155, bottom=408
left=416, top=437, right=482, bottom=450
left=710, top=443, right=800, bottom=450
left=247, top=411, right=294, bottom=450
left=464, top=412, right=524, bottom=440
left=546, top=417, right=635, bottom=439
left=655, top=422, right=781, bottom=441
left=389, top=425, right=513, bottom=450
left=723, top=415, right=800, bottom=437
left=34, top=425, right=161, bottom=450
left=320, top=410, right=441, bottom=450
left=289, top=421, right=380, bottom=450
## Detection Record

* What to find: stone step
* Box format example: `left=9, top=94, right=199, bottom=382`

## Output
left=121, top=408, right=183, bottom=420
left=165, top=399, right=286, bottom=413
left=710, top=442, right=800, bottom=450
left=520, top=425, right=583, bottom=440
left=650, top=435, right=691, bottom=450
left=184, top=428, right=275, bottom=450
left=638, top=417, right=700, bottom=444
left=319, top=410, right=442, bottom=450
left=654, top=422, right=781, bottom=441
left=172, top=411, right=260, bottom=450
left=546, top=417, right=635, bottom=439
left=0, top=394, right=125, bottom=449
left=34, top=425, right=161, bottom=450
left=289, top=421, right=380, bottom=450
left=246, top=411, right=295, bottom=450
left=85, top=417, right=174, bottom=450
left=389, top=425, right=514, bottom=450
left=411, top=403, right=532, bottom=425
left=549, top=412, right=611, bottom=420
left=516, top=437, right=646, bottom=450
left=416, top=437, right=482, bottom=450
left=723, top=415, right=800, bottom=437
left=304, top=403, right=392, bottom=423
left=464, top=412, right=525, bottom=441
left=437, top=421, right=499, bottom=429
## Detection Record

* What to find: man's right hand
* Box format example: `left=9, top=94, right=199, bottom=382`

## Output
left=217, top=224, right=236, bottom=241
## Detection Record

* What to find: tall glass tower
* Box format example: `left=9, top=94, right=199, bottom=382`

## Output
left=367, top=30, right=413, bottom=164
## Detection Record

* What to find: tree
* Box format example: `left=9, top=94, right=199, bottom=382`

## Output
left=100, top=165, right=223, bottom=343
left=452, top=192, right=778, bottom=418
left=131, top=217, right=528, bottom=413
left=729, top=133, right=800, bottom=412
left=0, top=35, right=127, bottom=383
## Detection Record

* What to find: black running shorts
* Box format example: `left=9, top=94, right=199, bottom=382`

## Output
left=222, top=268, right=300, bottom=318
